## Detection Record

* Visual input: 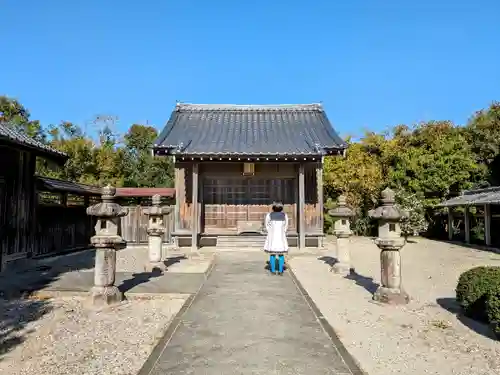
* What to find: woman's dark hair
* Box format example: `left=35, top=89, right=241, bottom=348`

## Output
left=272, top=201, right=284, bottom=212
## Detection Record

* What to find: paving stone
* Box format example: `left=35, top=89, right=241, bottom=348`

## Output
left=142, top=252, right=354, bottom=375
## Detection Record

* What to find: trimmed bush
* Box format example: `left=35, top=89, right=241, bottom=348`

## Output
left=455, top=266, right=500, bottom=322
left=486, top=290, right=500, bottom=338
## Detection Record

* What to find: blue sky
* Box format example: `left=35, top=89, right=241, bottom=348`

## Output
left=1, top=0, right=499, bottom=139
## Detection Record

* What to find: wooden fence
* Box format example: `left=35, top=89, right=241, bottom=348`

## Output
left=35, top=203, right=96, bottom=257
left=120, top=205, right=175, bottom=244
left=35, top=200, right=174, bottom=258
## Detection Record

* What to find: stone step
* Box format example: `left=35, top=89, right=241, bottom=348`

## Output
left=216, top=236, right=266, bottom=248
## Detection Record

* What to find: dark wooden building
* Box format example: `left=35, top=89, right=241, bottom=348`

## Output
left=153, top=103, right=346, bottom=249
left=0, top=123, right=67, bottom=269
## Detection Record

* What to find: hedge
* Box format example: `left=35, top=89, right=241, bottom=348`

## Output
left=455, top=266, right=500, bottom=323
left=486, top=290, right=500, bottom=338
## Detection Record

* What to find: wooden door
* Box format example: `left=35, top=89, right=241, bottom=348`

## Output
left=203, top=177, right=296, bottom=234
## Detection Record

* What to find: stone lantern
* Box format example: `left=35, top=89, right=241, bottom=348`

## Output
left=328, top=195, right=354, bottom=276
left=143, top=194, right=172, bottom=271
left=86, top=185, right=128, bottom=306
left=368, top=187, right=409, bottom=305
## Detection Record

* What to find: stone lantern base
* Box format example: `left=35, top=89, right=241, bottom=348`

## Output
left=331, top=231, right=351, bottom=276
left=144, top=233, right=167, bottom=272
left=373, top=286, right=409, bottom=305
left=91, top=285, right=123, bottom=306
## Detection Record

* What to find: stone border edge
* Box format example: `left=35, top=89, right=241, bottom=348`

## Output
left=135, top=254, right=217, bottom=375
left=287, top=266, right=368, bottom=375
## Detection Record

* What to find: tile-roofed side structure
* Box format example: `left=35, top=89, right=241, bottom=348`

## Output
left=36, top=176, right=101, bottom=196
left=153, top=103, right=347, bottom=156
left=438, top=185, right=500, bottom=248
left=437, top=186, right=500, bottom=207
left=0, top=122, right=67, bottom=160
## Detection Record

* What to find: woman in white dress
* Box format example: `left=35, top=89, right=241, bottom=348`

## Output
left=264, top=202, right=289, bottom=275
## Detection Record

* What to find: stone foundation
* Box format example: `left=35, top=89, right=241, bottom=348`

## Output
left=373, top=286, right=409, bottom=305
left=90, top=285, right=123, bottom=306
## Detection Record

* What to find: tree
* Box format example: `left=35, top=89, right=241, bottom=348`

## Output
left=37, top=121, right=97, bottom=184
left=122, top=124, right=173, bottom=187
left=324, top=137, right=386, bottom=235
left=0, top=96, right=46, bottom=141
left=465, top=102, right=500, bottom=185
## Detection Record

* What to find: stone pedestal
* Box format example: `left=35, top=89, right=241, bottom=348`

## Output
left=328, top=195, right=354, bottom=276
left=87, top=185, right=128, bottom=306
left=143, top=194, right=172, bottom=271
left=333, top=233, right=351, bottom=275
left=368, top=188, right=409, bottom=305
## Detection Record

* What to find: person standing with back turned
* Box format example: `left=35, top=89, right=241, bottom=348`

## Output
left=264, top=202, right=289, bottom=275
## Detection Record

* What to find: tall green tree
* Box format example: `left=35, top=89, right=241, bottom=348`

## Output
left=0, top=95, right=46, bottom=141
left=122, top=124, right=173, bottom=187
left=465, top=102, right=500, bottom=185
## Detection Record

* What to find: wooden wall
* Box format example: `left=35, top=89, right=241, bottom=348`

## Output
left=120, top=205, right=174, bottom=243
left=174, top=161, right=323, bottom=236
left=0, top=146, right=37, bottom=268
left=35, top=203, right=95, bottom=256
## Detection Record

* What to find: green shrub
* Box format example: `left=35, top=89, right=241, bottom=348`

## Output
left=486, top=290, right=500, bottom=338
left=455, top=266, right=500, bottom=322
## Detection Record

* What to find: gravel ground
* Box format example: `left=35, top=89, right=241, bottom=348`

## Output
left=289, top=236, right=500, bottom=375
left=0, top=295, right=187, bottom=375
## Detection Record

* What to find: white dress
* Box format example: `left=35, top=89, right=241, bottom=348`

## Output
left=264, top=212, right=289, bottom=254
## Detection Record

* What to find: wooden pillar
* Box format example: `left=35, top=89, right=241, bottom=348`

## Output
left=191, top=162, right=199, bottom=249
left=316, top=161, right=324, bottom=246
left=484, top=204, right=492, bottom=246
left=298, top=163, right=305, bottom=249
left=464, top=206, right=470, bottom=244
left=447, top=207, right=453, bottom=241
left=174, top=165, right=182, bottom=232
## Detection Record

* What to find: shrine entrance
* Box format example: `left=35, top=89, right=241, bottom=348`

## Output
left=202, top=176, right=296, bottom=234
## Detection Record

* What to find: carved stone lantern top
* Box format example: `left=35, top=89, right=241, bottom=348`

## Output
left=86, top=185, right=128, bottom=248
left=368, top=187, right=407, bottom=250
left=368, top=188, right=407, bottom=221
left=87, top=185, right=128, bottom=218
left=143, top=194, right=172, bottom=216
left=328, top=195, right=354, bottom=218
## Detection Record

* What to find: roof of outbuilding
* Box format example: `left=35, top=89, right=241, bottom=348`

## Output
left=437, top=186, right=500, bottom=207
left=153, top=103, right=347, bottom=156
left=0, top=122, right=67, bottom=160
left=36, top=176, right=101, bottom=196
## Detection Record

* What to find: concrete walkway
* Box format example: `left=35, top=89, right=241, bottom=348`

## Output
left=139, top=252, right=360, bottom=375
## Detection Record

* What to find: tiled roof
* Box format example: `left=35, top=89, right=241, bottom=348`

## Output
left=153, top=103, right=347, bottom=156
left=0, top=122, right=67, bottom=159
left=437, top=186, right=500, bottom=207
left=37, top=176, right=101, bottom=196
left=116, top=187, right=175, bottom=197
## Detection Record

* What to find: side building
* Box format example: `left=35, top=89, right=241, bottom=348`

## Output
left=0, top=123, right=67, bottom=269
left=153, top=103, right=347, bottom=249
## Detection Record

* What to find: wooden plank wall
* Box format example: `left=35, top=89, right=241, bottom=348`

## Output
left=35, top=204, right=95, bottom=256
left=0, top=147, right=37, bottom=266
left=304, top=163, right=322, bottom=233
left=175, top=161, right=323, bottom=235
left=120, top=205, right=175, bottom=244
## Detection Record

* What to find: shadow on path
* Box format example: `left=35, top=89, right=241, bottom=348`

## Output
left=163, top=255, right=186, bottom=268
left=0, top=249, right=96, bottom=361
left=318, top=255, right=379, bottom=295
left=318, top=255, right=337, bottom=267
left=118, top=255, right=188, bottom=293
left=0, top=298, right=52, bottom=362
left=436, top=297, right=497, bottom=341
left=345, top=269, right=379, bottom=294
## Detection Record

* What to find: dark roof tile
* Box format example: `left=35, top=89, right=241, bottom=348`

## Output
left=154, top=103, right=346, bottom=156
left=0, top=122, right=67, bottom=159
